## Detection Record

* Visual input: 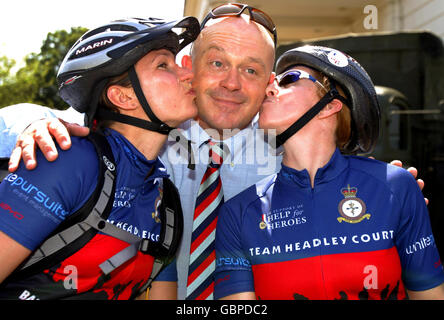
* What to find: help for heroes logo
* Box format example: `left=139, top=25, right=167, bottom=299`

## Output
left=260, top=204, right=306, bottom=231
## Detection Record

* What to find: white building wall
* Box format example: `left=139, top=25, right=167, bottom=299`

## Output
left=185, top=0, right=444, bottom=43
left=379, top=0, right=444, bottom=40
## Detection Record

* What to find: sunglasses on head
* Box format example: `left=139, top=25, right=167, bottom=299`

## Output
left=200, top=3, right=277, bottom=46
left=276, top=69, right=328, bottom=92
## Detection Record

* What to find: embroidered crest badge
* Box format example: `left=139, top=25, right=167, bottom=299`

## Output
left=337, top=185, right=371, bottom=223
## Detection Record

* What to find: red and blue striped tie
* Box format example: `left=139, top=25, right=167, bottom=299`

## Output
left=186, top=141, right=225, bottom=300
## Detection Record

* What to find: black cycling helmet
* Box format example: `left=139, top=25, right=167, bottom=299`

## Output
left=57, top=17, right=200, bottom=133
left=275, top=45, right=380, bottom=154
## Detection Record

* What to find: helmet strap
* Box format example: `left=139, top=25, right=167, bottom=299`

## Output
left=126, top=65, right=174, bottom=134
left=85, top=79, right=109, bottom=128
left=275, top=87, right=349, bottom=148
left=95, top=108, right=172, bottom=134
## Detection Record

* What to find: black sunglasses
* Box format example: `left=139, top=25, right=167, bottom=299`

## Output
left=200, top=3, right=277, bottom=46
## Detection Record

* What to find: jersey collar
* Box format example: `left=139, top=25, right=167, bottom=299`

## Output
left=104, top=128, right=169, bottom=181
left=279, top=148, right=348, bottom=188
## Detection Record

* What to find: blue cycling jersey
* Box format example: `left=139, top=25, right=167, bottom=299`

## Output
left=0, top=128, right=175, bottom=300
left=214, top=149, right=444, bottom=300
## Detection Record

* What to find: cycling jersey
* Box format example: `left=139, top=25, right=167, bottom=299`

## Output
left=0, top=128, right=174, bottom=300
left=214, top=148, right=444, bottom=300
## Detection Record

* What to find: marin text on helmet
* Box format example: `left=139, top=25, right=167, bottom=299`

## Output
left=275, top=45, right=380, bottom=154
left=57, top=17, right=200, bottom=132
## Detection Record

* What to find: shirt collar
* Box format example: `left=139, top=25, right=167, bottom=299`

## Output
left=174, top=116, right=282, bottom=166
left=179, top=117, right=257, bottom=154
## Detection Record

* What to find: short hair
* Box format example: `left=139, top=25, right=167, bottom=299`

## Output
left=97, top=72, right=132, bottom=128
left=314, top=71, right=351, bottom=150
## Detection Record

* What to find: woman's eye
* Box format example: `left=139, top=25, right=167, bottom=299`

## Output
left=158, top=62, right=168, bottom=68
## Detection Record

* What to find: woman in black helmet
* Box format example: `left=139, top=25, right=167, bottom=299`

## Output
left=214, top=45, right=444, bottom=300
left=0, top=16, right=200, bottom=300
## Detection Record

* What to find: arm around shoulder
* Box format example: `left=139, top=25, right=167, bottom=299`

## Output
left=146, top=281, right=178, bottom=300
left=220, top=291, right=256, bottom=300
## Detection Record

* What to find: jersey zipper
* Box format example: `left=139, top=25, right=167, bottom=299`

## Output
left=311, top=184, right=329, bottom=299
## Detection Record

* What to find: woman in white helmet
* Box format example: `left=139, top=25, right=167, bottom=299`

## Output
left=214, top=45, right=444, bottom=300
left=0, top=16, right=200, bottom=300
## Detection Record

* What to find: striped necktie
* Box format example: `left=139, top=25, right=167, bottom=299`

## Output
left=186, top=140, right=226, bottom=300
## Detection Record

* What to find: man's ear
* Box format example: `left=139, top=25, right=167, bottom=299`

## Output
left=318, top=98, right=343, bottom=119
left=107, top=85, right=137, bottom=110
left=181, top=54, right=193, bottom=70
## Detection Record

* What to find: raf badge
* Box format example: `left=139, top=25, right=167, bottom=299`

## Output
left=337, top=185, right=371, bottom=223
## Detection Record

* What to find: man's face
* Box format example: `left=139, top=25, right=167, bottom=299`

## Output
left=190, top=16, right=275, bottom=135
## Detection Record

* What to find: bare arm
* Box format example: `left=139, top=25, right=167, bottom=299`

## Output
left=220, top=291, right=256, bottom=300
left=0, top=231, right=31, bottom=283
left=407, top=283, right=444, bottom=300
left=146, top=281, right=177, bottom=300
